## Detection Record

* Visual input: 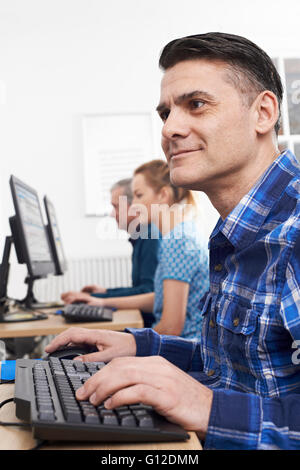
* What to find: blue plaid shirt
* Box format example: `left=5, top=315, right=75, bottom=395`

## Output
left=127, top=150, right=300, bottom=449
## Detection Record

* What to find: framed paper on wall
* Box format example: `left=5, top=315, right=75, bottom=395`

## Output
left=82, top=112, right=161, bottom=216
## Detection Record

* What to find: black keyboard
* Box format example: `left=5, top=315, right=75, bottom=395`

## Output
left=14, top=358, right=189, bottom=443
left=61, top=304, right=113, bottom=322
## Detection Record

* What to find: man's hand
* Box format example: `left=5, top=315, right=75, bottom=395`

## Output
left=44, top=327, right=137, bottom=362
left=76, top=356, right=213, bottom=438
left=81, top=284, right=107, bottom=294
left=61, top=291, right=92, bottom=304
left=61, top=291, right=106, bottom=306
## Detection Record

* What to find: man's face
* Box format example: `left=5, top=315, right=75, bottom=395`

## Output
left=158, top=59, right=257, bottom=192
left=110, top=186, right=135, bottom=231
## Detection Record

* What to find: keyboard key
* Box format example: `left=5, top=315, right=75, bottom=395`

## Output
left=133, top=409, right=149, bottom=416
left=39, top=411, right=56, bottom=421
left=38, top=404, right=54, bottom=412
left=116, top=410, right=132, bottom=417
left=129, top=404, right=145, bottom=410
left=65, top=409, right=82, bottom=423
left=73, top=362, right=86, bottom=372
left=137, top=414, right=154, bottom=428
left=120, top=414, right=137, bottom=427
left=115, top=406, right=129, bottom=412
left=14, top=357, right=189, bottom=443
left=84, top=413, right=100, bottom=424
left=101, top=411, right=119, bottom=426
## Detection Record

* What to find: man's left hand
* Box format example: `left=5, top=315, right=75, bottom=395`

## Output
left=76, top=355, right=213, bottom=438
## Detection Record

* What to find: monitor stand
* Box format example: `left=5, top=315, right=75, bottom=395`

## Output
left=0, top=295, right=48, bottom=323
left=0, top=237, right=48, bottom=323
left=0, top=236, right=63, bottom=323
left=16, top=276, right=63, bottom=310
left=0, top=303, right=48, bottom=322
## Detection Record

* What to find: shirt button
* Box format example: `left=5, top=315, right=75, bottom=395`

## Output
left=209, top=319, right=215, bottom=328
left=207, top=369, right=215, bottom=377
left=233, top=317, right=240, bottom=327
left=214, top=264, right=223, bottom=272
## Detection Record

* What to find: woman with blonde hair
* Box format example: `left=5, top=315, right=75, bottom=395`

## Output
left=63, top=159, right=209, bottom=339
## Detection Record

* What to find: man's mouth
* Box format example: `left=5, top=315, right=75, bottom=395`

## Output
left=170, top=148, right=203, bottom=159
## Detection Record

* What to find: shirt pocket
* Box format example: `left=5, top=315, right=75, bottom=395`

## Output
left=216, top=297, right=261, bottom=368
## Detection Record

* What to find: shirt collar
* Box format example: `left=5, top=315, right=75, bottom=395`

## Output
left=129, top=223, right=160, bottom=245
left=209, top=150, right=300, bottom=251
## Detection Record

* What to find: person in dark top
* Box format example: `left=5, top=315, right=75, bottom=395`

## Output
left=61, top=178, right=159, bottom=327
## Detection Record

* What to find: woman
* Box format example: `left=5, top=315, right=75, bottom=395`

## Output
left=62, top=160, right=209, bottom=339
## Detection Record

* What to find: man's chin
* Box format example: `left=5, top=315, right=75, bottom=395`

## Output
left=170, top=167, right=199, bottom=189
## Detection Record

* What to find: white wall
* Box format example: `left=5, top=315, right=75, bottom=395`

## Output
left=0, top=0, right=299, bottom=292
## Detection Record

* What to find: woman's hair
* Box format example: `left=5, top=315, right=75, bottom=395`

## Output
left=134, top=159, right=197, bottom=209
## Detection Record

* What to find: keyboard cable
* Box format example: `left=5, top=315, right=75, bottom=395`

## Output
left=0, top=397, right=29, bottom=427
left=0, top=397, right=47, bottom=450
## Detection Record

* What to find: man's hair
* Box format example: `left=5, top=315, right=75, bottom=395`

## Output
left=159, top=32, right=283, bottom=134
left=111, top=178, right=133, bottom=205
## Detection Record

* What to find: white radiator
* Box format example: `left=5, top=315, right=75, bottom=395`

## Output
left=33, top=256, right=132, bottom=302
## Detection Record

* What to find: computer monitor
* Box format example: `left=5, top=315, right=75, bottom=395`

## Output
left=0, top=236, right=13, bottom=309
left=43, top=195, right=67, bottom=276
left=8, top=175, right=55, bottom=312
left=9, top=175, right=55, bottom=278
left=0, top=234, right=48, bottom=322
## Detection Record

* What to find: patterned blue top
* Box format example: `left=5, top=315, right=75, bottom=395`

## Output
left=153, top=220, right=209, bottom=339
left=127, top=150, right=300, bottom=449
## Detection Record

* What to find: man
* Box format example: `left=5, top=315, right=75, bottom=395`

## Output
left=46, top=33, right=300, bottom=449
left=62, top=178, right=159, bottom=326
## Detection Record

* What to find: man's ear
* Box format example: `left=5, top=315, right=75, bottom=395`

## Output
left=254, top=90, right=279, bottom=135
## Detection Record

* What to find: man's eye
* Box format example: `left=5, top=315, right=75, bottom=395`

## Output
left=159, top=110, right=170, bottom=122
left=191, top=100, right=204, bottom=109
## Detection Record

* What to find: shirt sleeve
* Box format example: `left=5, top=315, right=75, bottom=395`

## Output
left=205, top=389, right=300, bottom=450
left=92, top=238, right=159, bottom=298
left=125, top=327, right=203, bottom=372
left=92, top=286, right=152, bottom=298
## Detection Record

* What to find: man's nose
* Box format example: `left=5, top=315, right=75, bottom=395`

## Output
left=161, top=109, right=190, bottom=141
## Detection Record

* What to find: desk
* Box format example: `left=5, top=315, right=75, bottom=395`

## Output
left=0, top=384, right=202, bottom=450
left=0, top=309, right=143, bottom=339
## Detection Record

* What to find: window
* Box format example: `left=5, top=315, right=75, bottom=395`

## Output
left=274, top=58, right=300, bottom=161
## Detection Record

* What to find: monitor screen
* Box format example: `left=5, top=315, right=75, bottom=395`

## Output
left=44, top=196, right=67, bottom=275
left=9, top=175, right=55, bottom=278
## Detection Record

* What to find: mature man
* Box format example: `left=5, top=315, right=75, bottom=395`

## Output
left=46, top=33, right=300, bottom=449
left=61, top=178, right=159, bottom=326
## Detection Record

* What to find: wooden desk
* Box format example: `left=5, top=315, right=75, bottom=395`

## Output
left=0, top=384, right=202, bottom=450
left=0, top=309, right=143, bottom=338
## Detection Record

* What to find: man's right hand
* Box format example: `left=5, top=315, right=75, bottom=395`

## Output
left=81, top=284, right=107, bottom=294
left=44, top=327, right=137, bottom=362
